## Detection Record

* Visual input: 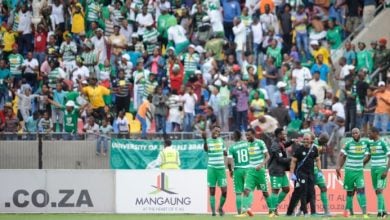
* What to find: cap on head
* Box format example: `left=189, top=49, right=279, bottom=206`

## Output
left=65, top=100, right=75, bottom=107
left=310, top=40, right=319, bottom=46
left=378, top=81, right=386, bottom=87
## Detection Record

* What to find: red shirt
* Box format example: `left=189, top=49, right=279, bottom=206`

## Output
left=34, top=32, right=47, bottom=52
left=169, top=63, right=184, bottom=92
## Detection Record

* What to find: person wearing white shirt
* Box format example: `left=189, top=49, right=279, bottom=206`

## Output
left=168, top=24, right=189, bottom=54
left=232, top=17, right=246, bottom=65
left=91, top=28, right=107, bottom=65
left=308, top=71, right=329, bottom=105
left=292, top=61, right=312, bottom=118
left=136, top=6, right=154, bottom=35
left=251, top=17, right=263, bottom=65
left=260, top=4, right=279, bottom=34
left=208, top=7, right=224, bottom=34
left=250, top=114, right=279, bottom=134
left=22, top=52, right=39, bottom=90
left=180, top=86, right=198, bottom=132
left=245, top=0, right=260, bottom=16
left=120, top=20, right=133, bottom=43
left=50, top=0, right=65, bottom=30
left=17, top=5, right=33, bottom=55
left=337, top=57, right=353, bottom=90
left=71, top=62, right=90, bottom=87
left=332, top=97, right=346, bottom=120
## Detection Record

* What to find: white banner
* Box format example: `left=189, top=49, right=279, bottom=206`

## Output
left=116, top=170, right=207, bottom=213
left=0, top=170, right=115, bottom=213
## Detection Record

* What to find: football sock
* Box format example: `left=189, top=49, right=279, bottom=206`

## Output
left=219, top=195, right=226, bottom=209
left=235, top=193, right=242, bottom=214
left=321, top=192, right=329, bottom=211
left=210, top=196, right=216, bottom=214
left=378, top=193, right=384, bottom=213
left=346, top=195, right=353, bottom=213
left=357, top=193, right=367, bottom=214
left=277, top=191, right=287, bottom=205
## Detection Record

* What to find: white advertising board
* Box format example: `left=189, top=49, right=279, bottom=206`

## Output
left=0, top=170, right=114, bottom=213
left=116, top=170, right=207, bottom=213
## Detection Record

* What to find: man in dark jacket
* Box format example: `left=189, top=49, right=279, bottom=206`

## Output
left=268, top=128, right=293, bottom=215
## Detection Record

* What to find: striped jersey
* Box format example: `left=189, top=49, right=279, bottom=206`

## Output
left=368, top=138, right=389, bottom=169
left=183, top=53, right=200, bottom=73
left=87, top=2, right=101, bottom=22
left=228, top=141, right=250, bottom=168
left=81, top=51, right=97, bottom=73
left=248, top=139, right=268, bottom=168
left=60, top=42, right=77, bottom=61
left=8, top=53, right=23, bottom=75
left=48, top=68, right=61, bottom=88
left=143, top=28, right=159, bottom=55
left=341, top=139, right=369, bottom=171
left=206, top=137, right=226, bottom=169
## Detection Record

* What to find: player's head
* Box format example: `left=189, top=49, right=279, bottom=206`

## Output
left=318, top=132, right=329, bottom=146
left=303, top=133, right=314, bottom=148
left=233, top=130, right=241, bottom=142
left=368, top=127, right=380, bottom=140
left=274, top=127, right=286, bottom=141
left=211, top=125, right=221, bottom=138
left=351, top=128, right=361, bottom=141
left=246, top=128, right=255, bottom=142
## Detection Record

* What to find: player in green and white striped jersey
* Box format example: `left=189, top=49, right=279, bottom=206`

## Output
left=227, top=130, right=250, bottom=215
left=237, top=128, right=271, bottom=217
left=202, top=126, right=227, bottom=216
left=366, top=127, right=390, bottom=218
left=336, top=128, right=370, bottom=218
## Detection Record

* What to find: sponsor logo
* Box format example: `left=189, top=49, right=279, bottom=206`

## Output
left=150, top=172, right=177, bottom=195
left=4, top=189, right=93, bottom=208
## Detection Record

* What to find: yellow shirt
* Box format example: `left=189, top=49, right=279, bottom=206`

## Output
left=3, top=31, right=17, bottom=52
left=250, top=98, right=266, bottom=118
left=312, top=47, right=331, bottom=66
left=71, top=13, right=85, bottom=34
left=82, top=86, right=110, bottom=109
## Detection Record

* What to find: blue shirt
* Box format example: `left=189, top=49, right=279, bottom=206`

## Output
left=344, top=50, right=356, bottom=65
left=0, top=68, right=10, bottom=89
left=311, top=63, right=330, bottom=81
left=52, top=90, right=68, bottom=107
left=222, top=0, right=241, bottom=22
left=25, top=116, right=38, bottom=132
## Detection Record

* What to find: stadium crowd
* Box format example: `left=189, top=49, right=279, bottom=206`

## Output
left=0, top=0, right=389, bottom=150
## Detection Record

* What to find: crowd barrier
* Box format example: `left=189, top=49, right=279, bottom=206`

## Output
left=0, top=169, right=389, bottom=214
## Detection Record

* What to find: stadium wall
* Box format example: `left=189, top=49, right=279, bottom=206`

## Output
left=0, top=169, right=389, bottom=214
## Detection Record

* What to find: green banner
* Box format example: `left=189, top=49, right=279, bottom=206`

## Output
left=110, top=139, right=208, bottom=169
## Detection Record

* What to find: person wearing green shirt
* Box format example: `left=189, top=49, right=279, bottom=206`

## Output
left=326, top=19, right=342, bottom=50
left=8, top=44, right=24, bottom=83
left=356, top=42, right=374, bottom=73
left=157, top=7, right=175, bottom=45
left=202, top=126, right=227, bottom=216
left=366, top=127, right=390, bottom=218
left=266, top=39, right=282, bottom=68
left=301, top=88, right=314, bottom=121
left=227, top=131, right=250, bottom=215
left=238, top=128, right=272, bottom=217
left=336, top=128, right=370, bottom=218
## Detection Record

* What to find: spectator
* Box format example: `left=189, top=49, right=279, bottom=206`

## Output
left=232, top=80, right=249, bottom=131
left=3, top=102, right=20, bottom=140
left=249, top=114, right=279, bottom=134
left=167, top=90, right=182, bottom=132
left=137, top=95, right=153, bottom=139
left=356, top=42, right=374, bottom=73
left=280, top=4, right=293, bottom=53
left=373, top=38, right=390, bottom=71
left=181, top=86, right=197, bottom=132
left=363, top=0, right=376, bottom=25
left=152, top=86, right=168, bottom=134
left=38, top=111, right=53, bottom=134
left=301, top=87, right=315, bottom=121
left=310, top=40, right=332, bottom=67
left=136, top=6, right=154, bottom=35
left=343, top=79, right=358, bottom=132
left=16, top=86, right=40, bottom=122
left=60, top=33, right=78, bottom=74
left=167, top=18, right=190, bottom=55
left=326, top=19, right=342, bottom=51
left=182, top=44, right=200, bottom=83
left=269, top=99, right=291, bottom=128
left=250, top=90, right=267, bottom=118
left=17, top=5, right=33, bottom=56
left=24, top=111, right=39, bottom=140
left=310, top=54, right=330, bottom=82
left=71, top=3, right=86, bottom=37
left=115, top=110, right=129, bottom=138
left=221, top=0, right=241, bottom=41
left=0, top=60, right=10, bottom=108
left=3, top=25, right=17, bottom=58
left=112, top=69, right=131, bottom=113
left=108, top=25, right=127, bottom=67
left=362, top=87, right=377, bottom=134
left=81, top=76, right=110, bottom=118
left=8, top=44, right=24, bottom=86
left=91, top=28, right=107, bottom=66
left=97, top=117, right=113, bottom=156
left=373, top=81, right=390, bottom=133
left=232, top=17, right=246, bottom=66
left=308, top=71, right=329, bottom=106
left=292, top=5, right=310, bottom=61
left=343, top=41, right=357, bottom=65
left=33, top=24, right=48, bottom=64
left=260, top=4, right=279, bottom=35
left=133, top=60, right=150, bottom=109
left=292, top=60, right=312, bottom=118
left=345, top=0, right=363, bottom=37
left=263, top=57, right=279, bottom=108
left=83, top=116, right=99, bottom=140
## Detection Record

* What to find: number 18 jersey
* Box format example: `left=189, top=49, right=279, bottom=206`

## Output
left=228, top=141, right=250, bottom=169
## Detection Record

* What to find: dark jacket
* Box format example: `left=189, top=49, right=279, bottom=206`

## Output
left=268, top=138, right=292, bottom=176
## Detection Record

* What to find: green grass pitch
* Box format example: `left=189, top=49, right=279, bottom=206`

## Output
left=0, top=214, right=365, bottom=220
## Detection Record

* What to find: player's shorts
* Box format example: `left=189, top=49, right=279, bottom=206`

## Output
left=344, top=170, right=365, bottom=191
left=315, top=171, right=326, bottom=188
left=270, top=174, right=290, bottom=189
left=207, top=167, right=227, bottom=187
left=244, top=168, right=268, bottom=192
left=233, top=168, right=248, bottom=194
left=371, top=168, right=388, bottom=190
